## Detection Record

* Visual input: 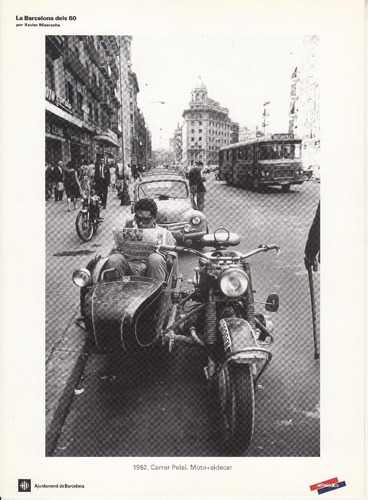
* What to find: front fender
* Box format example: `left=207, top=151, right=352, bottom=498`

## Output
left=219, top=317, right=269, bottom=362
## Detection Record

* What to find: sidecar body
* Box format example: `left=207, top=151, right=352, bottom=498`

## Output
left=75, top=255, right=177, bottom=353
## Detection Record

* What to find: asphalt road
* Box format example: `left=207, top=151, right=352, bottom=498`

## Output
left=48, top=177, right=320, bottom=457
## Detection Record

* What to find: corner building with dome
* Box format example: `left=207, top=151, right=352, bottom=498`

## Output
left=181, top=77, right=239, bottom=166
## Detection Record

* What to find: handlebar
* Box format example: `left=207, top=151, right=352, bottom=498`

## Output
left=157, top=243, right=280, bottom=262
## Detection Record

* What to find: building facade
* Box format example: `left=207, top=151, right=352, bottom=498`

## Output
left=181, top=77, right=239, bottom=166
left=45, top=36, right=122, bottom=168
left=288, top=36, right=320, bottom=168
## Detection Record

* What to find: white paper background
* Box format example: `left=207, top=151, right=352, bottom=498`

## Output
left=0, top=0, right=365, bottom=498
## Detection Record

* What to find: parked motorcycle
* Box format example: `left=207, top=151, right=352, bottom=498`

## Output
left=75, top=188, right=102, bottom=242
left=73, top=227, right=279, bottom=454
left=158, top=228, right=279, bottom=453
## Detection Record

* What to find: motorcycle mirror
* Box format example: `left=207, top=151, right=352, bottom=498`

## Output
left=265, top=293, right=279, bottom=312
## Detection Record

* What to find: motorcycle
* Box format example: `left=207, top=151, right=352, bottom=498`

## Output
left=72, top=228, right=279, bottom=454
left=75, top=187, right=103, bottom=242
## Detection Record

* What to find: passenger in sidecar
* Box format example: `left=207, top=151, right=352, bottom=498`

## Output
left=73, top=198, right=178, bottom=352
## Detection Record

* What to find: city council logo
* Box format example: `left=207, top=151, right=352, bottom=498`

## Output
left=18, top=479, right=31, bottom=492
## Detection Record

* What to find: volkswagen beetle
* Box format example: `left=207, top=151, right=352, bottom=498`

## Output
left=131, top=170, right=208, bottom=246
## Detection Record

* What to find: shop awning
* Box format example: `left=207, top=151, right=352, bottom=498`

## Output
left=94, top=134, right=120, bottom=147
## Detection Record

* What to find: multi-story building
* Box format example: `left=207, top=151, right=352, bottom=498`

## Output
left=288, top=36, right=320, bottom=169
left=169, top=124, right=183, bottom=164
left=181, top=77, right=239, bottom=166
left=238, top=126, right=264, bottom=142
left=45, top=36, right=122, bottom=168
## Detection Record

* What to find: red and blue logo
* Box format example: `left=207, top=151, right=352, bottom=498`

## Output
left=310, top=477, right=346, bottom=495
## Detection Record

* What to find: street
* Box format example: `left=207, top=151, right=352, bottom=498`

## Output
left=46, top=177, right=320, bottom=457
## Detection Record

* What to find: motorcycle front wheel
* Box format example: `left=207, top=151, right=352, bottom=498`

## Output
left=76, top=211, right=94, bottom=242
left=217, top=362, right=255, bottom=454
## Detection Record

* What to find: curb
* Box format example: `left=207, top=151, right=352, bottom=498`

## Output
left=45, top=313, right=90, bottom=456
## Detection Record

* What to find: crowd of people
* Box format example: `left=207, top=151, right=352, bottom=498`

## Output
left=45, top=158, right=133, bottom=212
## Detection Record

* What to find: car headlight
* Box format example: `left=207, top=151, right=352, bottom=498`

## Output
left=265, top=171, right=271, bottom=176
left=261, top=170, right=266, bottom=176
left=218, top=268, right=248, bottom=297
left=191, top=216, right=201, bottom=226
left=72, top=268, right=92, bottom=287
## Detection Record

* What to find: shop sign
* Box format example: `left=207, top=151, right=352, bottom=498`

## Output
left=67, top=127, right=90, bottom=145
left=45, top=86, right=72, bottom=112
left=46, top=120, right=64, bottom=138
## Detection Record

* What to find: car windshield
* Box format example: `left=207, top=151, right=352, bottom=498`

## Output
left=259, top=142, right=302, bottom=160
left=138, top=180, right=189, bottom=199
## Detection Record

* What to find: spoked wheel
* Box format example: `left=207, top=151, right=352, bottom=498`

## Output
left=217, top=363, right=255, bottom=454
left=76, top=211, right=94, bottom=242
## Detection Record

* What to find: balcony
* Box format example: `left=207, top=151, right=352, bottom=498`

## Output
left=99, top=53, right=112, bottom=79
left=88, top=76, right=103, bottom=101
left=109, top=57, right=119, bottom=80
left=84, top=37, right=100, bottom=65
left=64, top=48, right=89, bottom=83
left=47, top=36, right=64, bottom=55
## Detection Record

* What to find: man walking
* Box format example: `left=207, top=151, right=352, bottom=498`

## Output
left=52, top=161, right=65, bottom=201
left=188, top=161, right=206, bottom=212
left=94, top=159, right=110, bottom=209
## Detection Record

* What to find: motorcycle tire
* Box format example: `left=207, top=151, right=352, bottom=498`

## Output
left=217, top=363, right=255, bottom=454
left=76, top=211, right=94, bottom=242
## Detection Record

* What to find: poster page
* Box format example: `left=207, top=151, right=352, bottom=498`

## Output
left=0, top=0, right=365, bottom=498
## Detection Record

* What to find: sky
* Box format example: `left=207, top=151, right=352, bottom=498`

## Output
left=130, top=35, right=307, bottom=149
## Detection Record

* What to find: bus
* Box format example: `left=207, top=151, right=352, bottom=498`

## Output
left=219, top=133, right=304, bottom=192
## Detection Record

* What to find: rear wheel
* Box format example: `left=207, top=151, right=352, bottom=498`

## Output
left=217, top=363, right=255, bottom=454
left=76, top=211, right=94, bottom=242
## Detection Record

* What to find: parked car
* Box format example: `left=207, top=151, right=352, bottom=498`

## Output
left=131, top=171, right=209, bottom=246
left=303, top=164, right=320, bottom=182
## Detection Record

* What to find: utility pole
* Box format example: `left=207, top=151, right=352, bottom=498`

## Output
left=118, top=36, right=130, bottom=205
left=262, top=99, right=270, bottom=135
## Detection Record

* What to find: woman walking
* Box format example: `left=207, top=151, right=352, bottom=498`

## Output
left=63, top=160, right=82, bottom=211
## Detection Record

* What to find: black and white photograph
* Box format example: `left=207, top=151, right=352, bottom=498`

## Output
left=45, top=34, right=321, bottom=458
left=0, top=0, right=365, bottom=498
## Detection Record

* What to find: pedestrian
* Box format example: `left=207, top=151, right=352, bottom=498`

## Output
left=79, top=158, right=90, bottom=194
left=188, top=161, right=206, bottom=212
left=63, top=160, right=82, bottom=211
left=45, top=162, right=53, bottom=200
left=87, top=158, right=95, bottom=183
left=109, top=161, right=117, bottom=191
left=304, top=201, right=320, bottom=270
left=51, top=161, right=65, bottom=201
left=94, top=159, right=110, bottom=209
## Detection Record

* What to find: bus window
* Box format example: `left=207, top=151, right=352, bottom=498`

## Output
left=272, top=145, right=283, bottom=159
left=283, top=143, right=302, bottom=158
left=238, top=147, right=245, bottom=160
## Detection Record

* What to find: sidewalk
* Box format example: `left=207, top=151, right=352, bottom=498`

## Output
left=45, top=186, right=133, bottom=455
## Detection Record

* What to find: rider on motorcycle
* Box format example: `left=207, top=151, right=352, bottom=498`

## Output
left=106, top=197, right=176, bottom=281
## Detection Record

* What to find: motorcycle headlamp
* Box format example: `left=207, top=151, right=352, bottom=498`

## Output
left=219, top=268, right=248, bottom=297
left=191, top=216, right=201, bottom=226
left=214, top=227, right=230, bottom=244
left=72, top=268, right=92, bottom=287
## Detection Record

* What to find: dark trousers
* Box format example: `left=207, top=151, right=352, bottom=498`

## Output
left=54, top=188, right=64, bottom=201
left=96, top=183, right=108, bottom=208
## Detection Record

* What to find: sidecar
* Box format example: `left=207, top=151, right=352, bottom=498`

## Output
left=73, top=254, right=178, bottom=353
